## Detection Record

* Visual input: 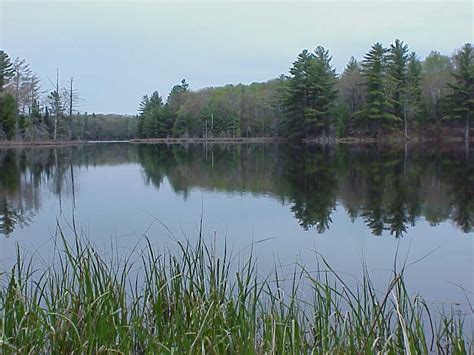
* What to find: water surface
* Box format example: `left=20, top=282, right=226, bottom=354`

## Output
left=0, top=143, right=472, bottom=307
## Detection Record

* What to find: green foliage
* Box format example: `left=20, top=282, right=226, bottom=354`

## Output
left=0, top=50, right=14, bottom=92
left=337, top=57, right=365, bottom=136
left=444, top=43, right=474, bottom=138
left=74, top=113, right=138, bottom=140
left=306, top=46, right=338, bottom=137
left=356, top=42, right=400, bottom=136
left=282, top=46, right=338, bottom=140
left=47, top=90, right=62, bottom=117
left=388, top=39, right=409, bottom=121
left=282, top=50, right=315, bottom=139
left=138, top=91, right=175, bottom=138
left=0, top=93, right=17, bottom=139
left=2, top=42, right=472, bottom=142
left=131, top=39, right=470, bottom=140
left=0, top=231, right=469, bottom=353
left=406, top=52, right=423, bottom=121
left=421, top=51, right=453, bottom=124
left=166, top=81, right=284, bottom=139
left=338, top=56, right=365, bottom=114
left=167, top=78, right=189, bottom=114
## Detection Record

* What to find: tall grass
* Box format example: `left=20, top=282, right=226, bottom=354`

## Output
left=0, top=232, right=470, bottom=354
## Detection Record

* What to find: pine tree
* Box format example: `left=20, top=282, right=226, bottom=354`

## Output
left=282, top=49, right=315, bottom=140
left=0, top=50, right=14, bottom=93
left=138, top=95, right=150, bottom=115
left=406, top=52, right=423, bottom=122
left=282, top=47, right=337, bottom=139
left=48, top=89, right=63, bottom=140
left=357, top=42, right=399, bottom=137
left=138, top=91, right=176, bottom=138
left=445, top=43, right=473, bottom=142
left=388, top=39, right=409, bottom=137
left=148, top=91, right=163, bottom=110
left=304, top=46, right=338, bottom=137
left=168, top=79, right=190, bottom=135
left=138, top=94, right=150, bottom=137
left=0, top=93, right=16, bottom=139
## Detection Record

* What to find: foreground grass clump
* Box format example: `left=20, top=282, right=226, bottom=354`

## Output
left=0, top=234, right=470, bottom=354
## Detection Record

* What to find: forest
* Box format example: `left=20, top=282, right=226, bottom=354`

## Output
left=0, top=53, right=137, bottom=141
left=0, top=39, right=472, bottom=142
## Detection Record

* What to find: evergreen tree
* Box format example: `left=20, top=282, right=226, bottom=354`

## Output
left=168, top=78, right=189, bottom=113
left=305, top=46, right=338, bottom=137
left=445, top=43, right=473, bottom=142
left=168, top=79, right=191, bottom=136
left=0, top=93, right=16, bottom=139
left=282, top=46, right=337, bottom=139
left=0, top=50, right=14, bottom=93
left=138, top=95, right=150, bottom=137
left=138, top=91, right=176, bottom=138
left=406, top=52, right=423, bottom=122
left=388, top=39, right=409, bottom=120
left=388, top=39, right=409, bottom=136
left=138, top=95, right=150, bottom=115
left=48, top=90, right=63, bottom=140
left=148, top=91, right=163, bottom=110
left=282, top=49, right=315, bottom=140
left=138, top=91, right=164, bottom=138
left=357, top=42, right=399, bottom=136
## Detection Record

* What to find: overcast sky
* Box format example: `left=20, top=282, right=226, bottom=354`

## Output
left=1, top=1, right=472, bottom=114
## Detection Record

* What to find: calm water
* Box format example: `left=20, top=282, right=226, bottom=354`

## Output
left=0, top=143, right=473, bottom=307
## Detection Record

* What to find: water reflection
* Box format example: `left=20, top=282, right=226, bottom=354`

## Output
left=0, top=143, right=472, bottom=237
left=139, top=144, right=474, bottom=236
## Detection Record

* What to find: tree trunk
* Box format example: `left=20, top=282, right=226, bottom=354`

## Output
left=404, top=99, right=408, bottom=140
left=465, top=117, right=470, bottom=143
left=69, top=78, right=73, bottom=140
left=54, top=69, right=60, bottom=141
left=14, top=75, right=20, bottom=141
left=466, top=118, right=470, bottom=159
left=434, top=92, right=442, bottom=138
left=53, top=117, right=57, bottom=141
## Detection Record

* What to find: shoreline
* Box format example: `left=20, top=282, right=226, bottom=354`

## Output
left=0, top=134, right=471, bottom=148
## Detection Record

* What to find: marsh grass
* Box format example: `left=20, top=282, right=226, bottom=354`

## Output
left=0, top=230, right=470, bottom=354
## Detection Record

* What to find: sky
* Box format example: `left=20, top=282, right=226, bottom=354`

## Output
left=1, top=1, right=473, bottom=114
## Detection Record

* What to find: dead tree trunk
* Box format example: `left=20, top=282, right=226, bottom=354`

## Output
left=68, top=78, right=73, bottom=140
left=53, top=69, right=59, bottom=141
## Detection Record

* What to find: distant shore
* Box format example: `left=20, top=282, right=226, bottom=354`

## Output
left=129, top=137, right=286, bottom=144
left=1, top=132, right=472, bottom=148
left=0, top=140, right=88, bottom=148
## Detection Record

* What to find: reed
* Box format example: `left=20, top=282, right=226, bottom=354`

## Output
left=0, top=231, right=470, bottom=354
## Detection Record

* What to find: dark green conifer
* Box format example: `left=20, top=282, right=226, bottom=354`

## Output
left=445, top=43, right=473, bottom=142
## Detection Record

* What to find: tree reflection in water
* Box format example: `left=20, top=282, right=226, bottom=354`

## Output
left=1, top=143, right=472, bottom=237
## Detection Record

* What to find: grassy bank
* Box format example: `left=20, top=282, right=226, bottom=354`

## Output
left=0, top=234, right=470, bottom=354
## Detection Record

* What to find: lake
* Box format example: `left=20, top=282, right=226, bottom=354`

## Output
left=0, top=142, right=472, bottom=309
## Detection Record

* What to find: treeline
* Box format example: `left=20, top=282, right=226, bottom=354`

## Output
left=137, top=79, right=284, bottom=139
left=138, top=40, right=473, bottom=141
left=70, top=113, right=137, bottom=141
left=2, top=41, right=472, bottom=143
left=0, top=50, right=137, bottom=141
